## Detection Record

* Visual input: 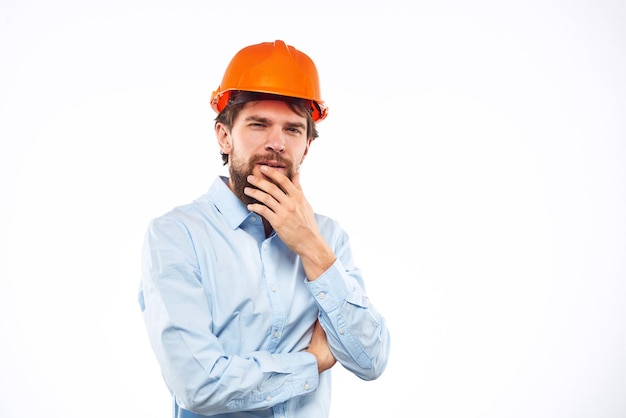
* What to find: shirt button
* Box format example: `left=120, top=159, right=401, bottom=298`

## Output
left=266, top=395, right=272, bottom=402
left=273, top=331, right=280, bottom=338
left=271, top=285, right=277, bottom=292
left=250, top=216, right=257, bottom=222
left=318, top=292, right=325, bottom=299
left=339, top=328, right=345, bottom=335
left=304, top=383, right=310, bottom=390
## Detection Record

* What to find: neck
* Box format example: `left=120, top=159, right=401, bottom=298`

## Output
left=262, top=218, right=273, bottom=238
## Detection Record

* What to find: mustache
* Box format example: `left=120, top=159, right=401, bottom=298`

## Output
left=249, top=153, right=294, bottom=170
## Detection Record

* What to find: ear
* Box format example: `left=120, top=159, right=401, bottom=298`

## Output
left=215, top=122, right=232, bottom=154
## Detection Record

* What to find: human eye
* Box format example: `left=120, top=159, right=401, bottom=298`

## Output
left=285, top=124, right=305, bottom=136
left=245, top=116, right=269, bottom=129
left=246, top=122, right=269, bottom=132
left=286, top=127, right=302, bottom=135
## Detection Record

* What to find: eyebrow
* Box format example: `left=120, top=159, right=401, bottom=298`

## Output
left=244, top=115, right=271, bottom=124
left=285, top=121, right=307, bottom=131
left=244, top=115, right=306, bottom=131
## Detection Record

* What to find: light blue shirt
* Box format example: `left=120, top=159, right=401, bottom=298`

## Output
left=138, top=176, right=390, bottom=417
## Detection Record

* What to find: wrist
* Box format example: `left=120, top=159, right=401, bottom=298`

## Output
left=301, top=246, right=335, bottom=282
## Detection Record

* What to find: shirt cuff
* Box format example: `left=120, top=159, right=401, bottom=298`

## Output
left=305, top=259, right=354, bottom=313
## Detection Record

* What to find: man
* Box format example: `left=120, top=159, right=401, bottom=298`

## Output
left=138, top=40, right=390, bottom=418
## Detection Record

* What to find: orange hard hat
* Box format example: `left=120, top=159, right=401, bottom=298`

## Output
left=210, top=40, right=328, bottom=122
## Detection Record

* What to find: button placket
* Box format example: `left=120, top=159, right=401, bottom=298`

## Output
left=261, top=237, right=285, bottom=353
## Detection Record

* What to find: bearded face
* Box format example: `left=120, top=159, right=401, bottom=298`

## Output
left=228, top=147, right=296, bottom=206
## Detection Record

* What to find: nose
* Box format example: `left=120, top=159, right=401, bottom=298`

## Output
left=265, top=127, right=286, bottom=153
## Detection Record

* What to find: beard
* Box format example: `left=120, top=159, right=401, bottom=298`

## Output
left=229, top=152, right=296, bottom=206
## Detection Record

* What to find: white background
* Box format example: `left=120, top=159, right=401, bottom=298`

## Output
left=1, top=1, right=625, bottom=417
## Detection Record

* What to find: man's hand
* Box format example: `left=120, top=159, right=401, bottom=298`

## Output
left=245, top=166, right=336, bottom=280
left=306, top=320, right=336, bottom=374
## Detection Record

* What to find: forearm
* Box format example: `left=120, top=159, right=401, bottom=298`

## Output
left=305, top=260, right=391, bottom=380
left=170, top=349, right=318, bottom=414
left=299, top=237, right=336, bottom=282
left=142, top=299, right=320, bottom=415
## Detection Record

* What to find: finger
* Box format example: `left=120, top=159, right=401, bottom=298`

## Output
left=259, top=165, right=297, bottom=195
left=246, top=201, right=274, bottom=218
left=244, top=185, right=279, bottom=208
left=247, top=174, right=285, bottom=200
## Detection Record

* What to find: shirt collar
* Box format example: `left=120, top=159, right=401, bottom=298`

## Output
left=209, top=176, right=252, bottom=230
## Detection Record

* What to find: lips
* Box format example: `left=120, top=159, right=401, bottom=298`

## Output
left=258, top=160, right=286, bottom=169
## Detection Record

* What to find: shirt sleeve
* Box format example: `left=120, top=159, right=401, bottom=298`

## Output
left=138, top=216, right=319, bottom=415
left=304, top=224, right=391, bottom=381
